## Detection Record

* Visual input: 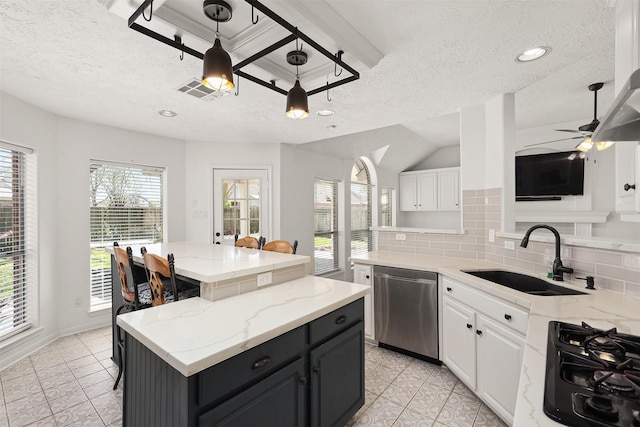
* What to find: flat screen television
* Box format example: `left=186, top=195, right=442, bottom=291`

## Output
left=515, top=151, right=585, bottom=199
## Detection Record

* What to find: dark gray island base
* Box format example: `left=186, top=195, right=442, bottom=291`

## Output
left=122, top=298, right=365, bottom=427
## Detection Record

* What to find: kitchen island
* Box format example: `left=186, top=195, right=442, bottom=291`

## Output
left=351, top=251, right=640, bottom=427
left=109, top=241, right=311, bottom=365
left=116, top=275, right=370, bottom=427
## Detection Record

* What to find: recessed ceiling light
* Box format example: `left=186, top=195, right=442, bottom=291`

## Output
left=158, top=109, right=177, bottom=117
left=317, top=109, right=335, bottom=117
left=516, top=46, right=551, bottom=63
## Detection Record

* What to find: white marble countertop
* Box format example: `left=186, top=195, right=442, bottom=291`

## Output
left=351, top=251, right=640, bottom=426
left=116, top=275, right=370, bottom=377
left=107, top=241, right=310, bottom=283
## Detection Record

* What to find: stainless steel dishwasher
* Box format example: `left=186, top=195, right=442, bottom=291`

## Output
left=374, top=266, right=439, bottom=362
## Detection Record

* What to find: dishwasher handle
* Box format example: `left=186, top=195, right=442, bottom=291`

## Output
left=374, top=272, right=437, bottom=286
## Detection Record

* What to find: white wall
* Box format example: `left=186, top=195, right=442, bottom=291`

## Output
left=410, top=146, right=460, bottom=170
left=183, top=140, right=282, bottom=243
left=0, top=91, right=187, bottom=369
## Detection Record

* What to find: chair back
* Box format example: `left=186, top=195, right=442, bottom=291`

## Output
left=235, top=236, right=260, bottom=249
left=262, top=240, right=298, bottom=254
left=113, top=242, right=141, bottom=307
left=141, top=247, right=178, bottom=306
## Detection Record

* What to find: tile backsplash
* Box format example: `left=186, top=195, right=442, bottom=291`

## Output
left=378, top=188, right=640, bottom=297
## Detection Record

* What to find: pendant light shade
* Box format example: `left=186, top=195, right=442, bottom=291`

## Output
left=202, top=38, right=234, bottom=91
left=286, top=79, right=309, bottom=119
left=595, top=140, right=615, bottom=151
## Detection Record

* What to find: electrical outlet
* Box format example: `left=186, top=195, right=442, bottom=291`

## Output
left=257, top=272, right=272, bottom=287
left=504, top=240, right=515, bottom=250
left=488, top=229, right=495, bottom=243
left=396, top=233, right=406, bottom=241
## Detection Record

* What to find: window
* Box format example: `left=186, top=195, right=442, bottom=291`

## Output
left=89, top=162, right=164, bottom=310
left=351, top=159, right=372, bottom=260
left=314, top=179, right=339, bottom=275
left=0, top=143, right=36, bottom=341
left=381, top=187, right=393, bottom=227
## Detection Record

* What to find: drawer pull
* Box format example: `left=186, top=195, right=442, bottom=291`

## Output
left=504, top=314, right=512, bottom=321
left=365, top=275, right=370, bottom=279
left=466, top=323, right=472, bottom=329
left=446, top=287, right=452, bottom=292
left=335, top=315, right=347, bottom=325
left=251, top=356, right=272, bottom=370
left=476, top=330, right=483, bottom=336
left=299, top=377, right=307, bottom=385
left=313, top=366, right=320, bottom=374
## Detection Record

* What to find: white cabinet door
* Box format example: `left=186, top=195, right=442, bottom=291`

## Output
left=442, top=296, right=477, bottom=388
left=417, top=173, right=438, bottom=211
left=399, top=174, right=418, bottom=211
left=437, top=170, right=460, bottom=211
left=353, top=264, right=374, bottom=341
left=475, top=314, right=525, bottom=426
left=614, top=141, right=639, bottom=213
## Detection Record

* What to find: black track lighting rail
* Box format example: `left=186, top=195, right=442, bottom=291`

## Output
left=127, top=0, right=359, bottom=97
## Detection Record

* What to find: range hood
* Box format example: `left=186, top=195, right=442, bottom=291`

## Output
left=591, top=67, right=640, bottom=143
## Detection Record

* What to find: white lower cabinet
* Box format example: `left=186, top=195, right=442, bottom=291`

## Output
left=475, top=314, right=525, bottom=424
left=441, top=277, right=528, bottom=426
left=353, top=264, right=374, bottom=341
left=442, top=297, right=476, bottom=388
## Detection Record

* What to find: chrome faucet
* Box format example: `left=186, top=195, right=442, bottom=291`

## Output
left=520, top=224, right=573, bottom=281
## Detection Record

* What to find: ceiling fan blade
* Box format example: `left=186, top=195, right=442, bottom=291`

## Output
left=524, top=135, right=586, bottom=147
left=555, top=129, right=587, bottom=133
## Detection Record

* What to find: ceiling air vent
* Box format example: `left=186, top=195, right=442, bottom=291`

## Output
left=177, top=78, right=230, bottom=101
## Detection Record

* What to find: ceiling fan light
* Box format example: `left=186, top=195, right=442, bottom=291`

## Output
left=576, top=138, right=593, bottom=152
left=202, top=38, right=234, bottom=91
left=595, top=140, right=615, bottom=151
left=285, top=79, right=309, bottom=119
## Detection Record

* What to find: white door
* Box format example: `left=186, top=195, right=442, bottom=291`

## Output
left=417, top=172, right=437, bottom=211
left=476, top=314, right=525, bottom=425
left=399, top=174, right=417, bottom=211
left=442, top=296, right=477, bottom=388
left=213, top=169, right=269, bottom=245
left=438, top=170, right=460, bottom=211
left=353, top=264, right=374, bottom=341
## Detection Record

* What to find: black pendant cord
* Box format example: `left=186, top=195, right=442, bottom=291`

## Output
left=142, top=0, right=153, bottom=22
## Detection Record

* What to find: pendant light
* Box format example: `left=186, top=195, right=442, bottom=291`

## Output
left=285, top=41, right=309, bottom=119
left=202, top=0, right=234, bottom=92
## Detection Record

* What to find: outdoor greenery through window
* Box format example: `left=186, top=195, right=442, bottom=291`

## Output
left=0, top=144, right=35, bottom=341
left=351, top=159, right=372, bottom=260
left=314, top=179, right=339, bottom=275
left=90, top=162, right=164, bottom=310
left=381, top=187, right=393, bottom=227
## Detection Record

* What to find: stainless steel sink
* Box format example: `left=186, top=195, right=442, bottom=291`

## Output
left=461, top=270, right=587, bottom=296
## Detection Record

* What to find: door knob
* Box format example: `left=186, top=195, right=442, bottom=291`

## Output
left=466, top=323, right=472, bottom=329
left=624, top=183, right=636, bottom=191
left=476, top=330, right=483, bottom=336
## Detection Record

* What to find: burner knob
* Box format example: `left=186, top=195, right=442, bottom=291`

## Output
left=585, top=395, right=619, bottom=421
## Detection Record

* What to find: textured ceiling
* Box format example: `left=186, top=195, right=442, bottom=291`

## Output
left=0, top=0, right=616, bottom=170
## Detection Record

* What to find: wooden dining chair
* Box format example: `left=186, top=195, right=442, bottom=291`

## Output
left=140, top=247, right=200, bottom=306
left=234, top=235, right=260, bottom=249
left=112, top=242, right=152, bottom=390
left=262, top=239, right=298, bottom=254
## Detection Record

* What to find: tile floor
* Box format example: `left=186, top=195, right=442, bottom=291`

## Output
left=0, top=327, right=506, bottom=427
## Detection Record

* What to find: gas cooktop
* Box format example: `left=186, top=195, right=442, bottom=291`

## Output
left=544, top=321, right=640, bottom=426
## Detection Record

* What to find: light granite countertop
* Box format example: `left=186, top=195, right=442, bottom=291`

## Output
left=106, top=241, right=310, bottom=283
left=116, top=275, right=370, bottom=377
left=350, top=251, right=640, bottom=427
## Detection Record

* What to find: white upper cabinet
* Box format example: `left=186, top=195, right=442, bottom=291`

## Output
left=399, top=167, right=460, bottom=212
left=614, top=142, right=640, bottom=213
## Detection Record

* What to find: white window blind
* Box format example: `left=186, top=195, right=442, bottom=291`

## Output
left=0, top=144, right=37, bottom=341
left=89, top=162, right=164, bottom=310
left=381, top=187, right=393, bottom=227
left=314, top=179, right=339, bottom=275
left=351, top=159, right=372, bottom=260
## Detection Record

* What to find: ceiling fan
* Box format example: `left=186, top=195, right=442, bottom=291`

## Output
left=524, top=82, right=603, bottom=148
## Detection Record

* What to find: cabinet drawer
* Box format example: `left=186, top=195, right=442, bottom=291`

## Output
left=309, top=299, right=363, bottom=347
left=199, top=325, right=305, bottom=406
left=442, top=277, right=528, bottom=335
